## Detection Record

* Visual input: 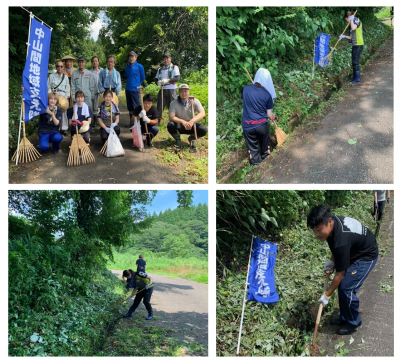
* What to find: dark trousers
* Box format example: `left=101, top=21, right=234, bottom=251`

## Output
left=243, top=122, right=270, bottom=165
left=375, top=201, right=385, bottom=221
left=128, top=287, right=153, bottom=315
left=352, top=46, right=363, bottom=72
left=38, top=132, right=64, bottom=152
left=167, top=121, right=208, bottom=138
left=71, top=126, right=91, bottom=143
left=338, top=258, right=378, bottom=327
left=100, top=126, right=120, bottom=144
left=126, top=90, right=140, bottom=114
left=157, top=88, right=177, bottom=119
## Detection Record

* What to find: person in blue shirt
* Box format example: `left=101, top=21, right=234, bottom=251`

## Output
left=241, top=68, right=275, bottom=165
left=98, top=55, right=122, bottom=96
left=125, top=51, right=145, bottom=126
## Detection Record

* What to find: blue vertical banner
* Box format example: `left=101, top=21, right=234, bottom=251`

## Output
left=22, top=16, right=52, bottom=122
left=247, top=237, right=279, bottom=303
left=314, top=32, right=330, bottom=68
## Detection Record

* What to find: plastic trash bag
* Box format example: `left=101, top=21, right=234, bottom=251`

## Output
left=107, top=127, right=125, bottom=157
left=132, top=117, right=144, bottom=149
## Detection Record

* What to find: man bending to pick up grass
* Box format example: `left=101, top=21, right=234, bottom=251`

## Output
left=307, top=205, right=378, bottom=335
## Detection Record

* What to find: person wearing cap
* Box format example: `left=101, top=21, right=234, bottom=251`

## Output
left=98, top=55, right=122, bottom=96
left=241, top=68, right=276, bottom=165
left=67, top=90, right=94, bottom=144
left=62, top=55, right=77, bottom=107
left=90, top=56, right=103, bottom=127
left=155, top=52, right=180, bottom=124
left=71, top=57, right=95, bottom=107
left=48, top=60, right=70, bottom=135
left=168, top=84, right=207, bottom=152
left=131, top=94, right=159, bottom=147
left=125, top=51, right=145, bottom=125
left=123, top=271, right=154, bottom=320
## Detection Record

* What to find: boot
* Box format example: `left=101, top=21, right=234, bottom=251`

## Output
left=123, top=311, right=133, bottom=318
left=171, top=133, right=181, bottom=148
left=351, top=71, right=360, bottom=83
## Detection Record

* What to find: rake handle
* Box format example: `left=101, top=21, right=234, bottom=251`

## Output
left=244, top=67, right=254, bottom=83
left=311, top=274, right=330, bottom=347
left=189, top=97, right=198, bottom=140
left=330, top=10, right=358, bottom=54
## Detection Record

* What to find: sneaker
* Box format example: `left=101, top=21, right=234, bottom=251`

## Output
left=330, top=317, right=346, bottom=326
left=123, top=311, right=133, bottom=318
left=337, top=323, right=359, bottom=335
left=146, top=314, right=153, bottom=320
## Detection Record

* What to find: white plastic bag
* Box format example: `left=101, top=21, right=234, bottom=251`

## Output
left=107, top=127, right=125, bottom=157
left=132, top=117, right=144, bottom=149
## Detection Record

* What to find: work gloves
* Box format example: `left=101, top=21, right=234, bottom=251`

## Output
left=139, top=110, right=146, bottom=118
left=324, top=260, right=335, bottom=274
left=145, top=284, right=151, bottom=289
left=110, top=122, right=117, bottom=129
left=157, top=79, right=170, bottom=86
left=318, top=292, right=330, bottom=307
left=387, top=198, right=390, bottom=204
left=349, top=15, right=355, bottom=21
left=339, top=35, right=346, bottom=40
left=142, top=116, right=150, bottom=123
left=71, top=120, right=83, bottom=127
left=375, top=203, right=379, bottom=209
left=105, top=127, right=110, bottom=134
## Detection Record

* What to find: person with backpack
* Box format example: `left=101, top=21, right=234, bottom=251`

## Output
left=155, top=52, right=180, bottom=124
left=123, top=271, right=154, bottom=320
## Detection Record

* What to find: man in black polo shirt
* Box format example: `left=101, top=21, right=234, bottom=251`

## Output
left=307, top=205, right=378, bottom=335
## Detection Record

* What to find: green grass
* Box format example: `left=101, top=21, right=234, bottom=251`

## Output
left=375, top=7, right=392, bottom=19
left=107, top=251, right=208, bottom=284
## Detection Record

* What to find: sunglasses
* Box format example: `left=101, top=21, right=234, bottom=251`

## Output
left=56, top=65, right=64, bottom=68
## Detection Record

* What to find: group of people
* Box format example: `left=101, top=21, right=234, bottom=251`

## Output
left=241, top=11, right=364, bottom=166
left=41, top=52, right=207, bottom=154
left=122, top=254, right=154, bottom=320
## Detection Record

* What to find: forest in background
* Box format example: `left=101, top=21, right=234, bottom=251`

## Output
left=108, top=203, right=208, bottom=283
left=216, top=190, right=384, bottom=356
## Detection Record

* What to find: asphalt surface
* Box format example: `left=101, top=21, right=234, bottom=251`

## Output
left=256, top=37, right=393, bottom=184
left=109, top=269, right=208, bottom=352
left=9, top=104, right=183, bottom=184
left=317, top=193, right=394, bottom=356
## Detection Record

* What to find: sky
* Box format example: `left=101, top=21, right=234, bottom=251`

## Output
left=89, top=11, right=106, bottom=41
left=139, top=190, right=208, bottom=215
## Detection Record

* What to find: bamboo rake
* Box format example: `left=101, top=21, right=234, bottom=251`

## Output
left=138, top=86, right=152, bottom=150
left=12, top=102, right=41, bottom=163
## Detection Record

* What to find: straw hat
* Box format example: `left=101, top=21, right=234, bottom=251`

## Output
left=78, top=121, right=90, bottom=134
left=61, top=55, right=76, bottom=61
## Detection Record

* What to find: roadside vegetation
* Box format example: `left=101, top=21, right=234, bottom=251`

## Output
left=216, top=7, right=393, bottom=181
left=216, top=190, right=378, bottom=356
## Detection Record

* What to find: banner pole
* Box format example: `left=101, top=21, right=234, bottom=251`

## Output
left=312, top=39, right=315, bottom=80
left=15, top=13, right=33, bottom=165
left=236, top=235, right=254, bottom=355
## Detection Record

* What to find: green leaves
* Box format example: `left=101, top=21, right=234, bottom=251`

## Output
left=348, top=138, right=357, bottom=145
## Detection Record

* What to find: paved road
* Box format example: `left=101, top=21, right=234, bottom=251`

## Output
left=317, top=193, right=394, bottom=356
left=9, top=104, right=183, bottom=184
left=256, top=37, right=393, bottom=184
left=110, top=270, right=208, bottom=351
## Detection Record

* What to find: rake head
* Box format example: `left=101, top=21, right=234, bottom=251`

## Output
left=12, top=136, right=41, bottom=163
left=141, top=131, right=154, bottom=152
left=100, top=140, right=108, bottom=156
left=67, top=134, right=95, bottom=166
left=305, top=343, right=320, bottom=357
